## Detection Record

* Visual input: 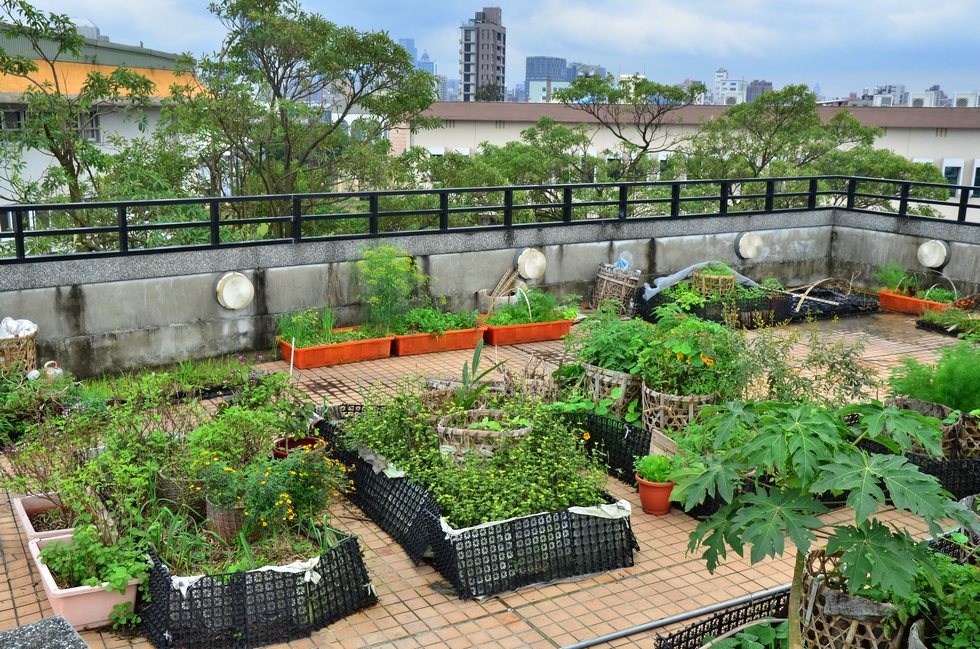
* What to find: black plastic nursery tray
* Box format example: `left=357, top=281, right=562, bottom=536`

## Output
left=318, top=411, right=638, bottom=599
left=782, top=286, right=878, bottom=322
left=141, top=534, right=376, bottom=649
left=655, top=589, right=790, bottom=649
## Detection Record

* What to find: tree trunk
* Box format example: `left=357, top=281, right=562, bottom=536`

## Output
left=788, top=551, right=805, bottom=649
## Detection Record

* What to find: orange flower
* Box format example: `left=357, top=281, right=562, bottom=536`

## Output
left=700, top=354, right=714, bottom=366
left=583, top=432, right=591, bottom=441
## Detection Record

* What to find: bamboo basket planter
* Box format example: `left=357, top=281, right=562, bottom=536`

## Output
left=640, top=383, right=717, bottom=433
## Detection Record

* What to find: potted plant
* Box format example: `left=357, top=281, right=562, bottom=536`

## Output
left=634, top=454, right=676, bottom=515
left=390, top=307, right=484, bottom=356
left=481, top=288, right=579, bottom=346
left=277, top=306, right=394, bottom=369
left=634, top=305, right=746, bottom=433
left=691, top=261, right=737, bottom=298
left=670, top=399, right=978, bottom=649
left=875, top=260, right=953, bottom=315
left=568, top=305, right=653, bottom=417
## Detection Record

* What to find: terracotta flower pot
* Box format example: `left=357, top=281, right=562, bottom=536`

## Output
left=635, top=473, right=675, bottom=515
left=481, top=319, right=573, bottom=346
left=278, top=328, right=393, bottom=369
left=272, top=436, right=323, bottom=459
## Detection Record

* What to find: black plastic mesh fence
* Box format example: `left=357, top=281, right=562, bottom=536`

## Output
left=141, top=535, right=376, bottom=649
left=319, top=410, right=638, bottom=599
left=858, top=438, right=980, bottom=500
left=655, top=589, right=790, bottom=649
left=575, top=413, right=653, bottom=484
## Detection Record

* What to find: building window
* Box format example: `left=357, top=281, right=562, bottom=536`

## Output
left=944, top=166, right=961, bottom=197
left=972, top=165, right=980, bottom=198
left=1, top=109, right=23, bottom=132
left=80, top=112, right=101, bottom=143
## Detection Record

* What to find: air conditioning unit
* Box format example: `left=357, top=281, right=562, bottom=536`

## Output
left=953, top=92, right=980, bottom=108
left=873, top=94, right=893, bottom=107
left=909, top=92, right=935, bottom=108
left=718, top=91, right=745, bottom=106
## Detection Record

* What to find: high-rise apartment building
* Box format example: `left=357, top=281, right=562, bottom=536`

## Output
left=459, top=7, right=505, bottom=102
left=746, top=79, right=773, bottom=102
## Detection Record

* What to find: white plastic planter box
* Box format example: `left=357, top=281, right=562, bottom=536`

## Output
left=28, top=535, right=139, bottom=630
left=13, top=495, right=73, bottom=541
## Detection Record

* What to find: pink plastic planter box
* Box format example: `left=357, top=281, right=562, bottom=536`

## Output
left=29, top=535, right=140, bottom=630
left=13, top=495, right=73, bottom=541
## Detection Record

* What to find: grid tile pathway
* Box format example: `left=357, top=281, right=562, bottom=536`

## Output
left=0, top=312, right=958, bottom=649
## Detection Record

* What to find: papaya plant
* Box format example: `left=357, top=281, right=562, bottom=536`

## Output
left=670, top=399, right=978, bottom=649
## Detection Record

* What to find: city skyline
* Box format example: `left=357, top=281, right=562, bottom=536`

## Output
left=24, top=0, right=980, bottom=99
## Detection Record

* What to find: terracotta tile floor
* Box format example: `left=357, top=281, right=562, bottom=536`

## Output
left=0, top=312, right=959, bottom=649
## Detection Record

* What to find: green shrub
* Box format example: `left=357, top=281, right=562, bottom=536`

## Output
left=888, top=342, right=980, bottom=412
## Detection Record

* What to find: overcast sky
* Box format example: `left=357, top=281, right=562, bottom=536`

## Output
left=31, top=0, right=980, bottom=99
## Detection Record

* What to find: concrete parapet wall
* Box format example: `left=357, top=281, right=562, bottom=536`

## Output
left=3, top=208, right=978, bottom=377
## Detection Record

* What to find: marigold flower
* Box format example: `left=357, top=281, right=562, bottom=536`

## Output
left=583, top=432, right=591, bottom=441
left=700, top=354, right=714, bottom=366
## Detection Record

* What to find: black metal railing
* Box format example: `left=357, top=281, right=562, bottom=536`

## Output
left=0, top=175, right=976, bottom=264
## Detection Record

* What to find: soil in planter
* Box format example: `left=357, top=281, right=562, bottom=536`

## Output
left=28, top=509, right=75, bottom=533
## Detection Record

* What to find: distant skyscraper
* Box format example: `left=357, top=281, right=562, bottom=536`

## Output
left=746, top=79, right=773, bottom=102
left=459, top=7, right=506, bottom=102
left=418, top=51, right=436, bottom=75
left=525, top=56, right=569, bottom=90
left=398, top=38, right=417, bottom=65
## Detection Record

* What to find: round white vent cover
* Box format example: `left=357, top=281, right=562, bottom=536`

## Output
left=916, top=240, right=950, bottom=269
left=735, top=232, right=764, bottom=259
left=513, top=248, right=547, bottom=279
left=215, top=272, right=255, bottom=310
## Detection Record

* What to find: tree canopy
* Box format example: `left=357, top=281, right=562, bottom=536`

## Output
left=555, top=74, right=706, bottom=180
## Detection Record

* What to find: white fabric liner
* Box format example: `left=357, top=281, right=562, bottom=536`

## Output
left=439, top=499, right=632, bottom=539
left=641, top=261, right=760, bottom=301
left=170, top=556, right=322, bottom=597
left=0, top=317, right=37, bottom=338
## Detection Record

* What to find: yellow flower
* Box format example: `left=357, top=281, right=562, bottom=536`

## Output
left=223, top=467, right=235, bottom=472
left=261, top=480, right=266, bottom=485
left=262, top=521, right=268, bottom=527
left=701, top=354, right=714, bottom=366
left=676, top=352, right=683, bottom=360
left=583, top=432, right=591, bottom=441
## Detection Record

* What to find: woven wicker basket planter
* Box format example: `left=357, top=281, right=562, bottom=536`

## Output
left=691, top=269, right=735, bottom=298
left=800, top=550, right=906, bottom=649
left=436, top=409, right=532, bottom=464
left=581, top=363, right=641, bottom=418
left=0, top=331, right=37, bottom=373
left=142, top=532, right=377, bottom=649
left=157, top=471, right=207, bottom=521
left=206, top=498, right=247, bottom=543
left=589, top=264, right=640, bottom=314
left=640, top=383, right=716, bottom=433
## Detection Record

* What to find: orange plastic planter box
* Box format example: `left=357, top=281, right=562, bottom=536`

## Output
left=481, top=319, right=574, bottom=346
left=278, top=328, right=393, bottom=369
left=877, top=290, right=947, bottom=315
left=392, top=326, right=484, bottom=356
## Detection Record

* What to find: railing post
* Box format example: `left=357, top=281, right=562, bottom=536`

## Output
left=291, top=196, right=302, bottom=242
left=618, top=184, right=628, bottom=219
left=808, top=178, right=818, bottom=209
left=117, top=205, right=128, bottom=254
left=369, top=195, right=379, bottom=235
left=209, top=200, right=220, bottom=246
left=898, top=182, right=910, bottom=217
left=439, top=191, right=449, bottom=230
left=846, top=178, right=857, bottom=210
left=957, top=185, right=970, bottom=222
left=719, top=182, right=728, bottom=215
left=563, top=187, right=572, bottom=223
left=504, top=189, right=513, bottom=227
left=764, top=180, right=774, bottom=212
left=671, top=183, right=680, bottom=217
left=14, top=209, right=25, bottom=259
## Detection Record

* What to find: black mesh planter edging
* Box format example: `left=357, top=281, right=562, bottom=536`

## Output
left=636, top=286, right=877, bottom=326
left=316, top=413, right=638, bottom=599
left=141, top=534, right=377, bottom=649
left=857, top=438, right=980, bottom=501
left=655, top=589, right=790, bottom=649
left=915, top=319, right=971, bottom=338
left=575, top=413, right=653, bottom=485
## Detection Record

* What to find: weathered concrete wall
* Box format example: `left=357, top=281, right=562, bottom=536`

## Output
left=4, top=207, right=979, bottom=377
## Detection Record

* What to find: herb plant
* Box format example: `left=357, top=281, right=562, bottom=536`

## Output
left=634, top=454, right=673, bottom=483
left=570, top=305, right=655, bottom=373
left=875, top=260, right=907, bottom=291
left=276, top=307, right=366, bottom=348
left=356, top=244, right=428, bottom=333
left=391, top=307, right=477, bottom=336
left=484, top=288, right=578, bottom=326
left=888, top=341, right=980, bottom=412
